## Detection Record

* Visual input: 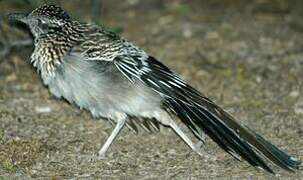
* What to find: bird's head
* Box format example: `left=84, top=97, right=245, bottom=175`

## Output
left=9, top=4, right=71, bottom=38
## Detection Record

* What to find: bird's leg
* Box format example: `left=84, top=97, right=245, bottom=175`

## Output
left=195, top=132, right=207, bottom=148
left=169, top=121, right=212, bottom=159
left=172, top=123, right=215, bottom=161
left=154, top=111, right=206, bottom=155
left=98, top=116, right=127, bottom=158
left=169, top=121, right=215, bottom=160
left=195, top=141, right=205, bottom=149
left=168, top=120, right=203, bottom=156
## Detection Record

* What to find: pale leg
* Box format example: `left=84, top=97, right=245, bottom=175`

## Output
left=169, top=119, right=203, bottom=156
left=169, top=120, right=216, bottom=160
left=98, top=116, right=127, bottom=157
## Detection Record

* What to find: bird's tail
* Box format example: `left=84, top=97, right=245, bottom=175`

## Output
left=164, top=97, right=301, bottom=174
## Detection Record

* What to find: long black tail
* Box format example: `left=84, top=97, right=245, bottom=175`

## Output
left=164, top=97, right=301, bottom=174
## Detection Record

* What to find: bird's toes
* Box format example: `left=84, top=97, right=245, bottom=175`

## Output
left=97, top=153, right=108, bottom=160
left=194, top=141, right=205, bottom=149
left=97, top=150, right=109, bottom=160
left=193, top=146, right=216, bottom=162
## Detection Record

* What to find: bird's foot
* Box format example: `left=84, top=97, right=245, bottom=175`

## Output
left=97, top=152, right=108, bottom=160
left=195, top=141, right=205, bottom=149
left=193, top=142, right=216, bottom=162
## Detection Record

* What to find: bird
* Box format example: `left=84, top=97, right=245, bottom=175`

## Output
left=9, top=4, right=301, bottom=174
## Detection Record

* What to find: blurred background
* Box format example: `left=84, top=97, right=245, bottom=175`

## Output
left=0, top=0, right=302, bottom=179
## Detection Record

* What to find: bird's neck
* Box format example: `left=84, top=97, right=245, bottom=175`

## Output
left=31, top=29, right=75, bottom=81
left=30, top=21, right=98, bottom=81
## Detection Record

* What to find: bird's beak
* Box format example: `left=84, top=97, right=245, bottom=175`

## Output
left=8, top=13, right=28, bottom=24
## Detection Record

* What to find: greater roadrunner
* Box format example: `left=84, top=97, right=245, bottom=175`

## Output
left=10, top=4, right=301, bottom=174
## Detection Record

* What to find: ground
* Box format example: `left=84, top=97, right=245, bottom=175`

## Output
left=0, top=0, right=302, bottom=179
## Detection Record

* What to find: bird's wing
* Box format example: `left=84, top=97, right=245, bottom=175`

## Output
left=113, top=55, right=208, bottom=103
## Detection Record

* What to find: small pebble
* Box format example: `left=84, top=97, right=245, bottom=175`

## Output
left=294, top=100, right=303, bottom=114
left=183, top=29, right=192, bottom=38
left=289, top=90, right=299, bottom=98
left=294, top=107, right=303, bottom=115
left=256, top=76, right=262, bottom=83
left=35, top=106, right=52, bottom=113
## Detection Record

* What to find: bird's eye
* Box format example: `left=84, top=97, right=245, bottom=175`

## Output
left=37, top=19, right=43, bottom=26
left=37, top=19, right=49, bottom=30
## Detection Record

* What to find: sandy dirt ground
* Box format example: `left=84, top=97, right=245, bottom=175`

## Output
left=0, top=0, right=302, bottom=179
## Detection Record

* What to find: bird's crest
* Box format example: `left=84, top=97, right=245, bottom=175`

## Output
left=30, top=4, right=70, bottom=21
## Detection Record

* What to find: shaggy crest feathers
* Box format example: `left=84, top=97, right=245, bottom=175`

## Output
left=30, top=4, right=71, bottom=21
